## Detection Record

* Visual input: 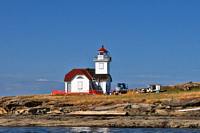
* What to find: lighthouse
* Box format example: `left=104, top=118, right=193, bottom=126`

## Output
left=64, top=45, right=112, bottom=94
left=93, top=45, right=112, bottom=94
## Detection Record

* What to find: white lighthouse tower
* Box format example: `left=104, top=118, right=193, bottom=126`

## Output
left=93, top=45, right=112, bottom=94
left=94, top=45, right=111, bottom=74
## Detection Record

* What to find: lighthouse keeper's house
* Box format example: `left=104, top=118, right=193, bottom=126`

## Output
left=64, top=46, right=112, bottom=94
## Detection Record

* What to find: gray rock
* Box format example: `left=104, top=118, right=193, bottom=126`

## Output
left=155, top=109, right=169, bottom=116
left=156, top=104, right=166, bottom=109
left=131, top=104, right=140, bottom=109
left=165, top=106, right=171, bottom=109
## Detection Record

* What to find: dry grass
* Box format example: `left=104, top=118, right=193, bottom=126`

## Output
left=15, top=90, right=200, bottom=106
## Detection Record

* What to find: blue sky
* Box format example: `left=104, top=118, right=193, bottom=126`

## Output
left=0, top=0, right=200, bottom=96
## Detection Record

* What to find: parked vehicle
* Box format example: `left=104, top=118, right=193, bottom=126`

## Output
left=113, top=83, right=128, bottom=95
left=136, top=84, right=161, bottom=93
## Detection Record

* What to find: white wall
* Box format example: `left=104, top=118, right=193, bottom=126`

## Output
left=99, top=81, right=107, bottom=94
left=99, top=81, right=111, bottom=94
left=65, top=82, right=68, bottom=93
left=156, top=85, right=161, bottom=91
left=70, top=75, right=90, bottom=93
left=65, top=82, right=72, bottom=93
left=65, top=75, right=111, bottom=94
left=95, top=62, right=109, bottom=74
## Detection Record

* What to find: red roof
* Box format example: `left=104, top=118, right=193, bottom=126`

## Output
left=98, top=45, right=108, bottom=53
left=64, top=69, right=94, bottom=82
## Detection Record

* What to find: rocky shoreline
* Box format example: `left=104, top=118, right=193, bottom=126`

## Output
left=0, top=115, right=200, bottom=128
left=0, top=94, right=200, bottom=128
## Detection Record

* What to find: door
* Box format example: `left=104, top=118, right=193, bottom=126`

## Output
left=67, top=83, right=71, bottom=92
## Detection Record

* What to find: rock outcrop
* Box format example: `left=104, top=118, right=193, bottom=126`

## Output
left=0, top=94, right=199, bottom=128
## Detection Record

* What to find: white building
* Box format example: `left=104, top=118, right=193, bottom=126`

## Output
left=64, top=46, right=112, bottom=94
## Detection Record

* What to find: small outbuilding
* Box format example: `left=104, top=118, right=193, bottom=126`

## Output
left=148, top=84, right=161, bottom=93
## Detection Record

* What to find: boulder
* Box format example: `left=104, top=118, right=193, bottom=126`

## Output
left=165, top=106, right=171, bottom=109
left=124, top=104, right=155, bottom=116
left=24, top=101, right=43, bottom=107
left=124, top=104, right=154, bottom=110
left=139, top=103, right=155, bottom=113
left=14, top=109, right=29, bottom=115
left=155, top=109, right=169, bottom=116
left=3, top=101, right=21, bottom=111
left=163, top=98, right=200, bottom=107
left=131, top=104, right=140, bottom=109
left=156, top=104, right=166, bottom=109
left=61, top=106, right=81, bottom=113
left=0, top=107, right=7, bottom=115
left=28, top=107, right=50, bottom=115
left=47, top=109, right=63, bottom=115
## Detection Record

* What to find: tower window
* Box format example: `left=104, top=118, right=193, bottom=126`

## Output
left=99, top=63, right=104, bottom=69
left=98, top=55, right=104, bottom=59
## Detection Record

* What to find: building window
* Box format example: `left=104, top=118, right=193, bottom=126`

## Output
left=77, top=81, right=83, bottom=90
left=99, top=63, right=104, bottom=69
left=77, top=76, right=84, bottom=79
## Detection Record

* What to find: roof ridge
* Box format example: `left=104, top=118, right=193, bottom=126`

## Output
left=84, top=69, right=94, bottom=80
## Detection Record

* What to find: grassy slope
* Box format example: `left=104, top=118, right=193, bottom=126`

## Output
left=16, top=89, right=200, bottom=106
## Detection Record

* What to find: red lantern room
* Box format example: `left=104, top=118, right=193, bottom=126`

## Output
left=98, top=45, right=108, bottom=54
